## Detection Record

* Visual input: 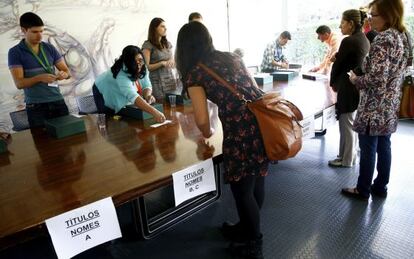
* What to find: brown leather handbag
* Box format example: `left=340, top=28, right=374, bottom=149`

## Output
left=199, top=63, right=303, bottom=160
left=400, top=75, right=414, bottom=118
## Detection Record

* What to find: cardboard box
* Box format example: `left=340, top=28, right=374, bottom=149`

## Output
left=165, top=93, right=192, bottom=106
left=271, top=70, right=298, bottom=81
left=254, top=73, right=273, bottom=85
left=120, top=103, right=164, bottom=120
left=45, top=115, right=86, bottom=139
left=0, top=139, right=7, bottom=154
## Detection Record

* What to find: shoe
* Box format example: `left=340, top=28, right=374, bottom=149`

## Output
left=329, top=158, right=344, bottom=167
left=341, top=187, right=369, bottom=200
left=228, top=235, right=263, bottom=259
left=371, top=186, right=388, bottom=198
left=221, top=222, right=248, bottom=242
left=329, top=158, right=353, bottom=168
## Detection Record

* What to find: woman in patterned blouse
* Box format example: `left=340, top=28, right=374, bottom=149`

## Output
left=343, top=0, right=410, bottom=200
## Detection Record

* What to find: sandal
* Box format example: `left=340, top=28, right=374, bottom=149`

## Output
left=341, top=187, right=369, bottom=200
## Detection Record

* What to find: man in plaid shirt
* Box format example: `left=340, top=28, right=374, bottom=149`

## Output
left=261, top=31, right=291, bottom=72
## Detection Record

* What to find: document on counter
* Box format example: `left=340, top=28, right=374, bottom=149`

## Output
left=150, top=120, right=172, bottom=128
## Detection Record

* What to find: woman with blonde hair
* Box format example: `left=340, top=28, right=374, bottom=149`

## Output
left=343, top=0, right=410, bottom=200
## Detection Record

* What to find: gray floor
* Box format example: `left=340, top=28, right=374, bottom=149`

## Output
left=2, top=120, right=414, bottom=259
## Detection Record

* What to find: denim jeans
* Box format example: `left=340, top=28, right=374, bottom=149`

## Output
left=356, top=134, right=392, bottom=197
left=26, top=99, right=69, bottom=128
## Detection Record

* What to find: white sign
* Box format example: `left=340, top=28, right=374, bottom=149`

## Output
left=172, top=158, right=216, bottom=206
left=45, top=197, right=122, bottom=259
left=300, top=116, right=315, bottom=139
left=322, top=105, right=337, bottom=128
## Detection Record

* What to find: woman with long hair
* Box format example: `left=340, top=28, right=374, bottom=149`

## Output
left=329, top=9, right=370, bottom=168
left=92, top=45, right=165, bottom=123
left=344, top=0, right=410, bottom=199
left=142, top=18, right=180, bottom=101
left=176, top=22, right=268, bottom=259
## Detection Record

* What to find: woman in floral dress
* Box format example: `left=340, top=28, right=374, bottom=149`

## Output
left=176, top=22, right=268, bottom=259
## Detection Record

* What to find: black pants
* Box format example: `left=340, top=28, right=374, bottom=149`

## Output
left=230, top=175, right=265, bottom=239
left=26, top=99, right=69, bottom=128
left=92, top=84, right=115, bottom=115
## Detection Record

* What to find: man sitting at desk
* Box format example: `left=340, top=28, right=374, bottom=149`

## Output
left=8, top=12, right=72, bottom=128
left=309, top=25, right=342, bottom=75
left=261, top=31, right=291, bottom=72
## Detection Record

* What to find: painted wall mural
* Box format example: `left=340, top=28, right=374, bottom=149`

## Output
left=0, top=0, right=229, bottom=131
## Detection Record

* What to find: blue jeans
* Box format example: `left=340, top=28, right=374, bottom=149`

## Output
left=356, top=134, right=392, bottom=197
left=26, top=99, right=69, bottom=128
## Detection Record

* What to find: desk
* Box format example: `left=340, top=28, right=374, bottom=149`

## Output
left=273, top=76, right=335, bottom=118
left=0, top=105, right=223, bottom=247
left=263, top=75, right=336, bottom=133
left=0, top=77, right=335, bottom=248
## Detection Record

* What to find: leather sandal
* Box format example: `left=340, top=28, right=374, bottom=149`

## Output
left=341, top=187, right=369, bottom=200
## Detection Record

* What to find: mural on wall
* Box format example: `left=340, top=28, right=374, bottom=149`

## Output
left=0, top=0, right=147, bottom=129
left=0, top=0, right=229, bottom=131
left=0, top=0, right=135, bottom=120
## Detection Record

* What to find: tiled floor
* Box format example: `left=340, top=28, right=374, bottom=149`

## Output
left=2, top=120, right=414, bottom=259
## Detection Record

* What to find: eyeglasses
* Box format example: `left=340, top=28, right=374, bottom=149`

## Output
left=367, top=13, right=381, bottom=19
left=135, top=58, right=145, bottom=65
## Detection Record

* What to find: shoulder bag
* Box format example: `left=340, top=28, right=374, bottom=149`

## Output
left=199, top=63, right=303, bottom=160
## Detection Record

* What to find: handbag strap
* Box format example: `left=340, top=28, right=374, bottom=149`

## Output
left=198, top=63, right=250, bottom=103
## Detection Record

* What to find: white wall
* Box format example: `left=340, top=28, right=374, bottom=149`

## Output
left=0, top=0, right=229, bottom=130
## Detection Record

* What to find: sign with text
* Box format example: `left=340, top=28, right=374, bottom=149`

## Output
left=322, top=105, right=337, bottom=129
left=300, top=116, right=315, bottom=139
left=172, top=158, right=216, bottom=206
left=45, top=197, right=122, bottom=259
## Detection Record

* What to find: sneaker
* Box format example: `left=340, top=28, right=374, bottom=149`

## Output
left=328, top=158, right=342, bottom=167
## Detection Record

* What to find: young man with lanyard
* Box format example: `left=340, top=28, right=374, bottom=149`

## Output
left=8, top=12, right=71, bottom=128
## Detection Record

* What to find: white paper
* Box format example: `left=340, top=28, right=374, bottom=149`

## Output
left=300, top=116, right=315, bottom=139
left=48, top=82, right=59, bottom=87
left=45, top=197, right=122, bottom=259
left=322, top=105, right=337, bottom=128
left=172, top=158, right=216, bottom=206
left=150, top=120, right=172, bottom=128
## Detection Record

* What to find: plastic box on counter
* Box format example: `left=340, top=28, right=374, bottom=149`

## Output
left=45, top=115, right=86, bottom=139
left=271, top=70, right=298, bottom=81
left=254, top=73, right=273, bottom=85
left=0, top=139, right=7, bottom=154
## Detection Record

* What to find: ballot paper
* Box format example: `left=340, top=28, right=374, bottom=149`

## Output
left=150, top=120, right=172, bottom=128
left=48, top=81, right=59, bottom=87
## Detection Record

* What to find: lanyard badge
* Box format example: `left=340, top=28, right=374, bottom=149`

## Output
left=26, top=42, right=53, bottom=74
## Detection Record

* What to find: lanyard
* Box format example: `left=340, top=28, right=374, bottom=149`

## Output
left=26, top=42, right=53, bottom=74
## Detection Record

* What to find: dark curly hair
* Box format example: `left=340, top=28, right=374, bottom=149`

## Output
left=111, top=45, right=146, bottom=81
